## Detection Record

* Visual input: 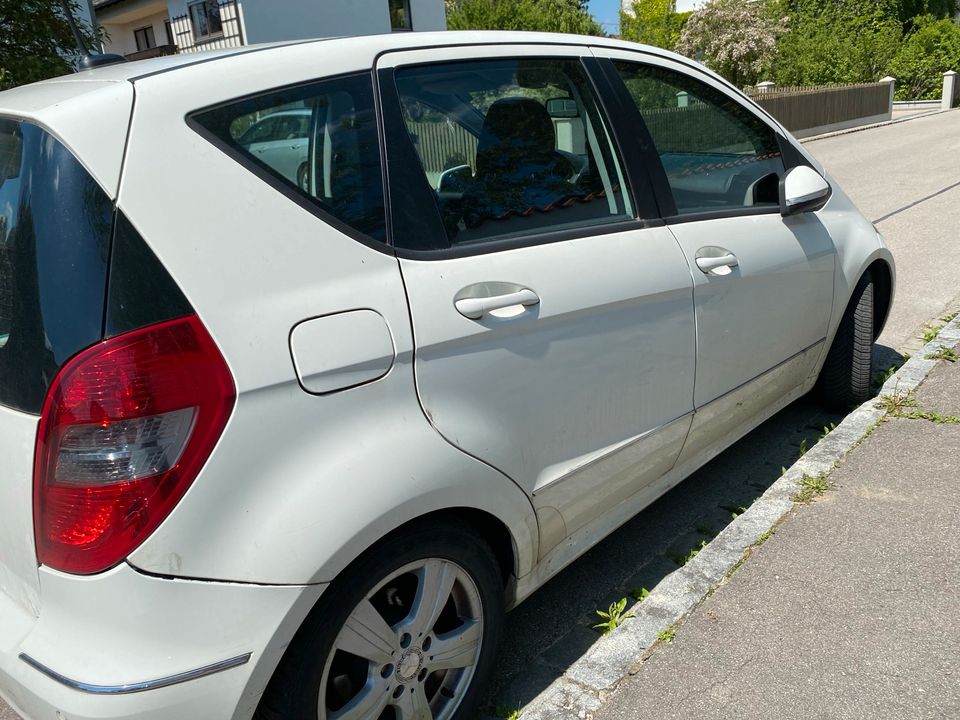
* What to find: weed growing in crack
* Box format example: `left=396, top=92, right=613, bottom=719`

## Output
left=670, top=540, right=707, bottom=567
left=593, top=598, right=634, bottom=635
left=791, top=473, right=830, bottom=504
left=875, top=391, right=918, bottom=414
left=921, top=323, right=944, bottom=344
left=925, top=346, right=958, bottom=363
left=629, top=586, right=650, bottom=603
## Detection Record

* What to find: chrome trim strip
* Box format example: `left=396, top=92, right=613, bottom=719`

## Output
left=19, top=652, right=252, bottom=695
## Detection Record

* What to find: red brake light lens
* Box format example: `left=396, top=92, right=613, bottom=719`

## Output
left=34, top=315, right=235, bottom=575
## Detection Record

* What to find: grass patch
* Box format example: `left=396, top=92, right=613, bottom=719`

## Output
left=593, top=598, right=634, bottom=635
left=791, top=473, right=830, bottom=504
left=925, top=346, right=958, bottom=363
left=941, top=312, right=958, bottom=323
left=495, top=706, right=521, bottom=720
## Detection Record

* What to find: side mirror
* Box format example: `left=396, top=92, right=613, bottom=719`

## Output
left=780, top=165, right=832, bottom=216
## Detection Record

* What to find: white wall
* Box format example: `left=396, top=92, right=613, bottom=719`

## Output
left=236, top=0, right=445, bottom=45
left=102, top=12, right=172, bottom=55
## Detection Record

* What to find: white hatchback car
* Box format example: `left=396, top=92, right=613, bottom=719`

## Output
left=0, top=31, right=893, bottom=720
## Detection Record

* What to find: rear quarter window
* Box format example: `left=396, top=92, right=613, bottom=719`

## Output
left=0, top=120, right=112, bottom=414
left=190, top=74, right=387, bottom=245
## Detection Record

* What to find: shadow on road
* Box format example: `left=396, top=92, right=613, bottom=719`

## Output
left=483, top=345, right=904, bottom=713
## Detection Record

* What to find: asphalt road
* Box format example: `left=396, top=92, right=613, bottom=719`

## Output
left=806, top=110, right=960, bottom=354
left=2, top=112, right=957, bottom=720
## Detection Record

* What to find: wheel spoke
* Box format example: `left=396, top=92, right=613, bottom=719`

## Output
left=428, top=620, right=481, bottom=671
left=336, top=599, right=396, bottom=666
left=394, top=682, right=433, bottom=720
left=329, top=677, right=390, bottom=720
left=405, top=559, right=457, bottom=637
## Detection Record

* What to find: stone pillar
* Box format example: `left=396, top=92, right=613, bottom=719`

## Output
left=944, top=71, right=958, bottom=110
left=880, top=76, right=896, bottom=119
left=755, top=81, right=776, bottom=94
left=676, top=91, right=689, bottom=108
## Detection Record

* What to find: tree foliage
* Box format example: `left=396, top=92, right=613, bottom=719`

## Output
left=675, top=0, right=788, bottom=86
left=619, top=0, right=691, bottom=49
left=446, top=0, right=605, bottom=35
left=888, top=16, right=960, bottom=99
left=773, top=0, right=903, bottom=85
left=0, top=0, right=100, bottom=91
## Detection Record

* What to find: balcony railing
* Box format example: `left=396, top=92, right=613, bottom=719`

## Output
left=125, top=43, right=177, bottom=61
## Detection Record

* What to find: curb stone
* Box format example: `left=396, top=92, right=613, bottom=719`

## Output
left=504, top=314, right=960, bottom=720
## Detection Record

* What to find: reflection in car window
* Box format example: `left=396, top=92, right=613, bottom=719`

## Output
left=394, top=58, right=633, bottom=249
left=612, top=61, right=785, bottom=216
left=193, top=75, right=386, bottom=243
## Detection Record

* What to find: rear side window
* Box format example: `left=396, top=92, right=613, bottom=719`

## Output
left=0, top=120, right=112, bottom=414
left=611, top=61, right=784, bottom=216
left=191, top=74, right=387, bottom=244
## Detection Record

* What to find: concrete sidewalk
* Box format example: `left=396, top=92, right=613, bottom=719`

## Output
left=594, top=350, right=960, bottom=719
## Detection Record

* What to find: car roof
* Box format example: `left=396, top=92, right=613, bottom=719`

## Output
left=20, top=31, right=683, bottom=87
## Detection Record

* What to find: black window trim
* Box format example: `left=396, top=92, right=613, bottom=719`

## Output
left=185, top=70, right=394, bottom=256
left=594, top=55, right=812, bottom=225
left=376, top=55, right=663, bottom=261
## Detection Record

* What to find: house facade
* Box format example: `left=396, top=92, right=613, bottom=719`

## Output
left=94, top=0, right=446, bottom=60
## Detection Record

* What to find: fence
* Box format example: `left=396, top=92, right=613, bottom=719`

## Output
left=746, top=82, right=892, bottom=138
left=170, top=0, right=244, bottom=54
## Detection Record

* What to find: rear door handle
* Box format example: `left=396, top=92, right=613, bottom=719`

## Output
left=455, top=288, right=540, bottom=319
left=695, top=253, right=739, bottom=274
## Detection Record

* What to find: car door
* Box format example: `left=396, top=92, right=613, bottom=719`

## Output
left=376, top=45, right=697, bottom=555
left=595, top=50, right=837, bottom=463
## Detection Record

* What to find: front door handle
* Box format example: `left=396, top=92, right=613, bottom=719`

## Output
left=455, top=288, right=540, bottom=319
left=695, top=253, right=739, bottom=274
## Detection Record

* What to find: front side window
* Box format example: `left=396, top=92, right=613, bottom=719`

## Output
left=393, top=58, right=633, bottom=249
left=189, top=0, right=222, bottom=39
left=192, top=74, right=386, bottom=243
left=612, top=61, right=784, bottom=216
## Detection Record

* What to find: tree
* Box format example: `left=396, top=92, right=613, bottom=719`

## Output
left=773, top=0, right=903, bottom=85
left=0, top=0, right=101, bottom=91
left=675, top=0, right=788, bottom=87
left=446, top=0, right=606, bottom=35
left=888, top=15, right=960, bottom=99
left=620, top=0, right=691, bottom=49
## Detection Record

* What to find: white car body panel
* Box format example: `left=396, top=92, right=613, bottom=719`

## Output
left=0, top=80, right=132, bottom=196
left=0, top=563, right=322, bottom=720
left=0, top=31, right=895, bottom=720
left=0, top=407, right=40, bottom=619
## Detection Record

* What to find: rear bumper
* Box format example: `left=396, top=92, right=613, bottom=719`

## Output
left=0, top=564, right=324, bottom=720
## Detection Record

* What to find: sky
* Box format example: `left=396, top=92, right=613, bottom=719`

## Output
left=591, top=0, right=703, bottom=36
left=589, top=0, right=623, bottom=35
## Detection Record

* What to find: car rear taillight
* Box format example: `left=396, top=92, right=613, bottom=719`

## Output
left=34, top=315, right=235, bottom=575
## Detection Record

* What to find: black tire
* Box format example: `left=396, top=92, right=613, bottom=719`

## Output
left=296, top=163, right=309, bottom=192
left=817, top=271, right=874, bottom=411
left=255, top=518, right=504, bottom=720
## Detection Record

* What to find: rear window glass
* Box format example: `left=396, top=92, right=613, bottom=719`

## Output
left=0, top=120, right=112, bottom=414
left=191, top=74, right=387, bottom=244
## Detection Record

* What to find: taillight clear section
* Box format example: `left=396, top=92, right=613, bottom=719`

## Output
left=34, top=315, right=235, bottom=575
